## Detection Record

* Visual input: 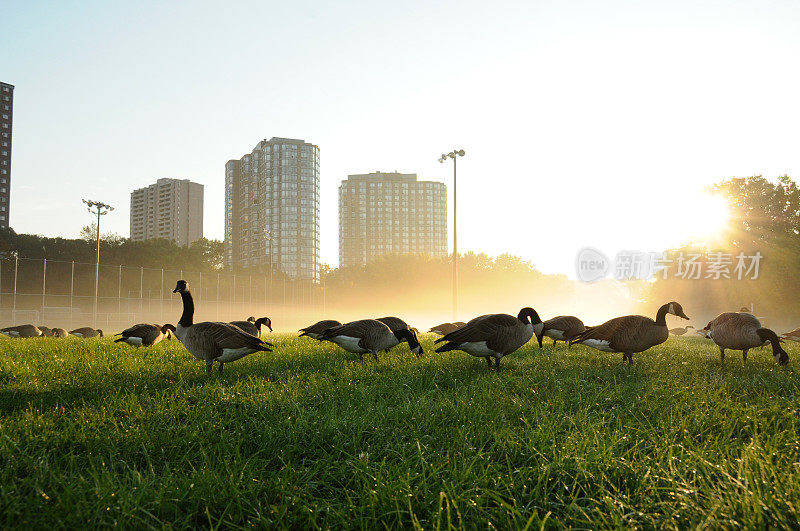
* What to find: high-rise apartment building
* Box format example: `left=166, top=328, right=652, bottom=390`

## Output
left=339, top=171, right=447, bottom=268
left=225, top=137, right=320, bottom=281
left=130, top=178, right=204, bottom=247
left=0, top=82, right=13, bottom=229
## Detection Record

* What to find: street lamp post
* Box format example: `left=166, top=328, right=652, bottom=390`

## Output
left=83, top=199, right=114, bottom=327
left=439, top=149, right=465, bottom=320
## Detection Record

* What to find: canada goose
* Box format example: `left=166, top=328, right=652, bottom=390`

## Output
left=782, top=327, right=800, bottom=342
left=51, top=328, right=69, bottom=338
left=172, top=280, right=273, bottom=373
left=569, top=301, right=689, bottom=365
left=70, top=327, right=103, bottom=338
left=299, top=320, right=342, bottom=340
left=0, top=324, right=43, bottom=338
left=319, top=319, right=423, bottom=361
left=377, top=316, right=411, bottom=332
left=669, top=326, right=695, bottom=336
left=115, top=323, right=176, bottom=347
left=535, top=315, right=587, bottom=348
left=38, top=326, right=53, bottom=337
left=434, top=308, right=540, bottom=370
left=230, top=317, right=273, bottom=337
left=705, top=312, right=788, bottom=366
left=429, top=322, right=462, bottom=335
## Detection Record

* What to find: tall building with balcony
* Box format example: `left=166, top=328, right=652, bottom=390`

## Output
left=0, top=82, right=13, bottom=229
left=339, top=171, right=447, bottom=268
left=225, top=137, right=320, bottom=281
left=130, top=178, right=204, bottom=247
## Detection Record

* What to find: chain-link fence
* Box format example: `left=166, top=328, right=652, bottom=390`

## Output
left=0, top=256, right=327, bottom=332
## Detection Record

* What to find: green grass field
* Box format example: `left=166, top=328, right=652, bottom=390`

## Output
left=1, top=334, right=799, bottom=529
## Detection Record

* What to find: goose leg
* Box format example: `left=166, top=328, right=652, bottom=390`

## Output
left=742, top=349, right=748, bottom=364
left=205, top=361, right=213, bottom=374
left=494, top=354, right=502, bottom=371
left=553, top=339, right=557, bottom=346
left=627, top=353, right=634, bottom=365
left=358, top=353, right=364, bottom=362
left=485, top=356, right=493, bottom=368
left=218, top=362, right=224, bottom=372
left=373, top=351, right=379, bottom=361
left=719, top=347, right=725, bottom=364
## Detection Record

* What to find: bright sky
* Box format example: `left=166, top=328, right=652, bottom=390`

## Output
left=2, top=0, right=800, bottom=275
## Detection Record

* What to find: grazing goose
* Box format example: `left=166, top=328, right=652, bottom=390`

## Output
left=319, top=319, right=423, bottom=361
left=230, top=316, right=273, bottom=337
left=705, top=312, right=789, bottom=366
left=51, top=328, right=69, bottom=338
left=535, top=315, right=587, bottom=348
left=569, top=301, right=689, bottom=365
left=429, top=322, right=464, bottom=335
left=377, top=316, right=411, bottom=333
left=434, top=308, right=540, bottom=371
left=70, top=327, right=103, bottom=338
left=38, top=326, right=53, bottom=337
left=115, top=323, right=176, bottom=347
left=781, top=327, right=800, bottom=342
left=669, top=325, right=695, bottom=336
left=299, top=319, right=342, bottom=340
left=172, top=280, right=273, bottom=373
left=0, top=324, right=43, bottom=338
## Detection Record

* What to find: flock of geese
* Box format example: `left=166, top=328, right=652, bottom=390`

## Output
left=1, top=279, right=795, bottom=373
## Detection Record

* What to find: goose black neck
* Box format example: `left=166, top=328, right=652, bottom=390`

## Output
left=179, top=290, right=194, bottom=327
left=655, top=304, right=669, bottom=326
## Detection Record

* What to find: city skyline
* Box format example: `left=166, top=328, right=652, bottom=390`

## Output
left=130, top=178, right=204, bottom=247
left=3, top=1, right=800, bottom=276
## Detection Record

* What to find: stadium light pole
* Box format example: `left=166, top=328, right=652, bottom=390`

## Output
left=83, top=199, right=114, bottom=327
left=439, top=149, right=465, bottom=320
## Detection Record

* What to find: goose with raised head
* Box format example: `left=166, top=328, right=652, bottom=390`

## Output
left=172, top=280, right=273, bottom=373
left=535, top=315, right=586, bottom=348
left=115, top=323, right=176, bottom=347
left=299, top=319, right=342, bottom=340
left=569, top=302, right=689, bottom=365
left=230, top=316, right=273, bottom=337
left=706, top=312, right=788, bottom=366
left=1, top=324, right=42, bottom=338
left=669, top=325, right=695, bottom=336
left=434, top=308, right=541, bottom=371
left=70, top=327, right=103, bottom=338
left=319, top=319, right=423, bottom=361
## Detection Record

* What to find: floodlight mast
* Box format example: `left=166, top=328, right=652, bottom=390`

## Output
left=438, top=149, right=465, bottom=320
left=82, top=199, right=114, bottom=327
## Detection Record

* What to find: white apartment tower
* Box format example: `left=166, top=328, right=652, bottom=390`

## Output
left=130, top=178, right=204, bottom=247
left=225, top=137, right=320, bottom=281
left=339, top=171, right=447, bottom=268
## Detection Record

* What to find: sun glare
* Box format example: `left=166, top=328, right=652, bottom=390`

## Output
left=691, top=193, right=731, bottom=243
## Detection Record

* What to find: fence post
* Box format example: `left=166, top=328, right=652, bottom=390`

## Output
left=42, top=258, right=47, bottom=314
left=160, top=269, right=164, bottom=323
left=139, top=266, right=143, bottom=317
left=70, top=261, right=74, bottom=329
left=12, top=254, right=18, bottom=326
left=118, top=265, right=122, bottom=321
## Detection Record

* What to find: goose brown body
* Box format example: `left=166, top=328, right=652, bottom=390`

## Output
left=706, top=312, right=788, bottom=365
left=172, top=280, right=273, bottom=373
left=70, top=327, right=103, bottom=338
left=429, top=322, right=466, bottom=335
left=781, top=327, right=800, bottom=342
left=299, top=320, right=342, bottom=339
left=230, top=317, right=272, bottom=337
left=320, top=319, right=423, bottom=361
left=115, top=323, right=176, bottom=347
left=51, top=327, right=69, bottom=338
left=570, top=302, right=689, bottom=364
left=1, top=324, right=42, bottom=338
left=536, top=315, right=586, bottom=347
left=669, top=326, right=695, bottom=336
left=434, top=308, right=540, bottom=370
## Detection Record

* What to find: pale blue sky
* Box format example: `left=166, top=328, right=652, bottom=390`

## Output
left=3, top=0, right=800, bottom=274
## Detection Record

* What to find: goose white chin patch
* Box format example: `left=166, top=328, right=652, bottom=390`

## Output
left=581, top=339, right=614, bottom=352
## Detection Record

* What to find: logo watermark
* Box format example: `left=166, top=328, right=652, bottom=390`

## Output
left=576, top=249, right=762, bottom=283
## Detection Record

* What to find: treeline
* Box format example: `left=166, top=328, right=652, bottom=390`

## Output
left=646, top=175, right=800, bottom=329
